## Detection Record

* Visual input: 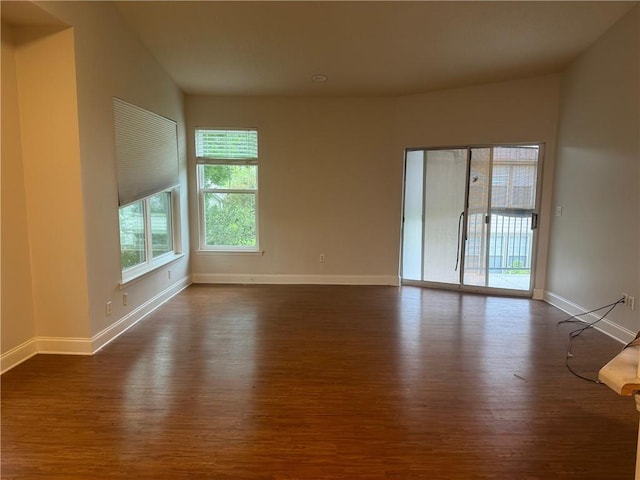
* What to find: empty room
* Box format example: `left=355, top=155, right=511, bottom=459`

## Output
left=1, top=1, right=639, bottom=478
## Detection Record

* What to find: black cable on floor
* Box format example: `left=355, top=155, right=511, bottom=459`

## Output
left=556, top=297, right=625, bottom=326
left=561, top=297, right=625, bottom=384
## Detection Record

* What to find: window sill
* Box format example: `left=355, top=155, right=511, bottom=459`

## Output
left=120, top=253, right=185, bottom=288
left=195, top=249, right=265, bottom=256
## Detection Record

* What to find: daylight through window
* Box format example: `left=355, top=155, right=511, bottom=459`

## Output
left=119, top=190, right=176, bottom=273
left=113, top=98, right=180, bottom=281
left=195, top=129, right=259, bottom=250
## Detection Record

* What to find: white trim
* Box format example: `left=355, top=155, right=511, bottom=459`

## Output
left=93, top=275, right=191, bottom=353
left=532, top=288, right=544, bottom=300
left=195, top=249, right=265, bottom=256
left=543, top=290, right=635, bottom=344
left=120, top=188, right=182, bottom=286
left=0, top=276, right=192, bottom=374
left=1, top=338, right=38, bottom=374
left=120, top=252, right=184, bottom=288
left=196, top=129, right=260, bottom=252
left=192, top=273, right=401, bottom=286
left=0, top=336, right=91, bottom=375
left=37, top=337, right=93, bottom=355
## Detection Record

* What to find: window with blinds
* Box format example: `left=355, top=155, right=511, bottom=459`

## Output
left=113, top=98, right=181, bottom=280
left=195, top=128, right=259, bottom=251
left=113, top=98, right=179, bottom=206
left=195, top=129, right=258, bottom=162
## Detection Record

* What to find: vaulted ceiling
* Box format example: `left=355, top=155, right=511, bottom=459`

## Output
left=2, top=1, right=636, bottom=97
left=113, top=1, right=636, bottom=96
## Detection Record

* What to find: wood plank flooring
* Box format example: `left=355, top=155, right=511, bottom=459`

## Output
left=2, top=285, right=638, bottom=479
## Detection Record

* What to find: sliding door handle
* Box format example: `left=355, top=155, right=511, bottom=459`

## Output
left=531, top=212, right=539, bottom=230
left=455, top=211, right=464, bottom=271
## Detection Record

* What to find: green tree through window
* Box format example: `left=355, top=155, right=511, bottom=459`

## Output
left=196, top=129, right=258, bottom=249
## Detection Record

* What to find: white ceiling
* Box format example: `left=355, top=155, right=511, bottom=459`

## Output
left=113, top=1, right=637, bottom=97
left=16, top=1, right=640, bottom=97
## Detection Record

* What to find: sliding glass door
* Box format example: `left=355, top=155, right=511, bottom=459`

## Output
left=402, top=149, right=467, bottom=285
left=401, top=144, right=542, bottom=295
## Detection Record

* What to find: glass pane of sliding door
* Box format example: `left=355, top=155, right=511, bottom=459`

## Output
left=423, top=149, right=467, bottom=284
left=401, top=148, right=466, bottom=285
left=485, top=146, right=539, bottom=291
left=401, top=151, right=424, bottom=281
left=463, top=148, right=491, bottom=287
left=463, top=145, right=540, bottom=291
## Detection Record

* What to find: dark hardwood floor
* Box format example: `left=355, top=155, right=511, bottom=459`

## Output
left=2, top=285, right=638, bottom=479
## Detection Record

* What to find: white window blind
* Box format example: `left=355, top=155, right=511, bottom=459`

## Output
left=113, top=98, right=179, bottom=206
left=195, top=129, right=258, bottom=164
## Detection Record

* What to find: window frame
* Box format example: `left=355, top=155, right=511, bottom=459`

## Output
left=195, top=128, right=260, bottom=252
left=119, top=187, right=182, bottom=285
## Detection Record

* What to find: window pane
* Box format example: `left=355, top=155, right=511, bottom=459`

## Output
left=492, top=166, right=509, bottom=185
left=119, top=201, right=146, bottom=269
left=201, top=165, right=257, bottom=190
left=401, top=151, right=424, bottom=281
left=195, top=129, right=258, bottom=159
left=204, top=192, right=256, bottom=247
left=150, top=192, right=173, bottom=258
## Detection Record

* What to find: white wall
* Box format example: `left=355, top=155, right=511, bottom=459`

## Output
left=12, top=25, right=90, bottom=341
left=38, top=2, right=190, bottom=339
left=187, top=96, right=399, bottom=285
left=4, top=1, right=635, bottom=370
left=1, top=22, right=37, bottom=355
left=1, top=21, right=92, bottom=371
left=187, top=75, right=561, bottom=289
left=41, top=1, right=191, bottom=338
left=394, top=74, right=561, bottom=296
left=546, top=6, right=639, bottom=342
left=1, top=1, right=190, bottom=371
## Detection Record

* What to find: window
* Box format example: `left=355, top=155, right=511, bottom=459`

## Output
left=195, top=129, right=259, bottom=251
left=119, top=190, right=178, bottom=278
left=113, top=98, right=181, bottom=282
left=491, top=147, right=538, bottom=209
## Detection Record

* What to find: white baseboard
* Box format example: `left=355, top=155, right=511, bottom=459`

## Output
left=37, top=337, right=93, bottom=355
left=0, top=336, right=93, bottom=374
left=543, top=290, right=635, bottom=344
left=91, top=275, right=191, bottom=353
left=0, top=276, right=192, bottom=374
left=1, top=338, right=38, bottom=374
left=192, top=273, right=401, bottom=286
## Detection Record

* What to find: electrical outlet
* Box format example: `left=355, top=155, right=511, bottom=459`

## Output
left=168, top=269, right=172, bottom=279
left=122, top=293, right=128, bottom=306
left=319, top=254, right=326, bottom=263
left=106, top=301, right=112, bottom=316
left=628, top=296, right=635, bottom=311
left=623, top=292, right=629, bottom=305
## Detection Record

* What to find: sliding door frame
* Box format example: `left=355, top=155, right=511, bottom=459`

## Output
left=400, top=142, right=545, bottom=298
